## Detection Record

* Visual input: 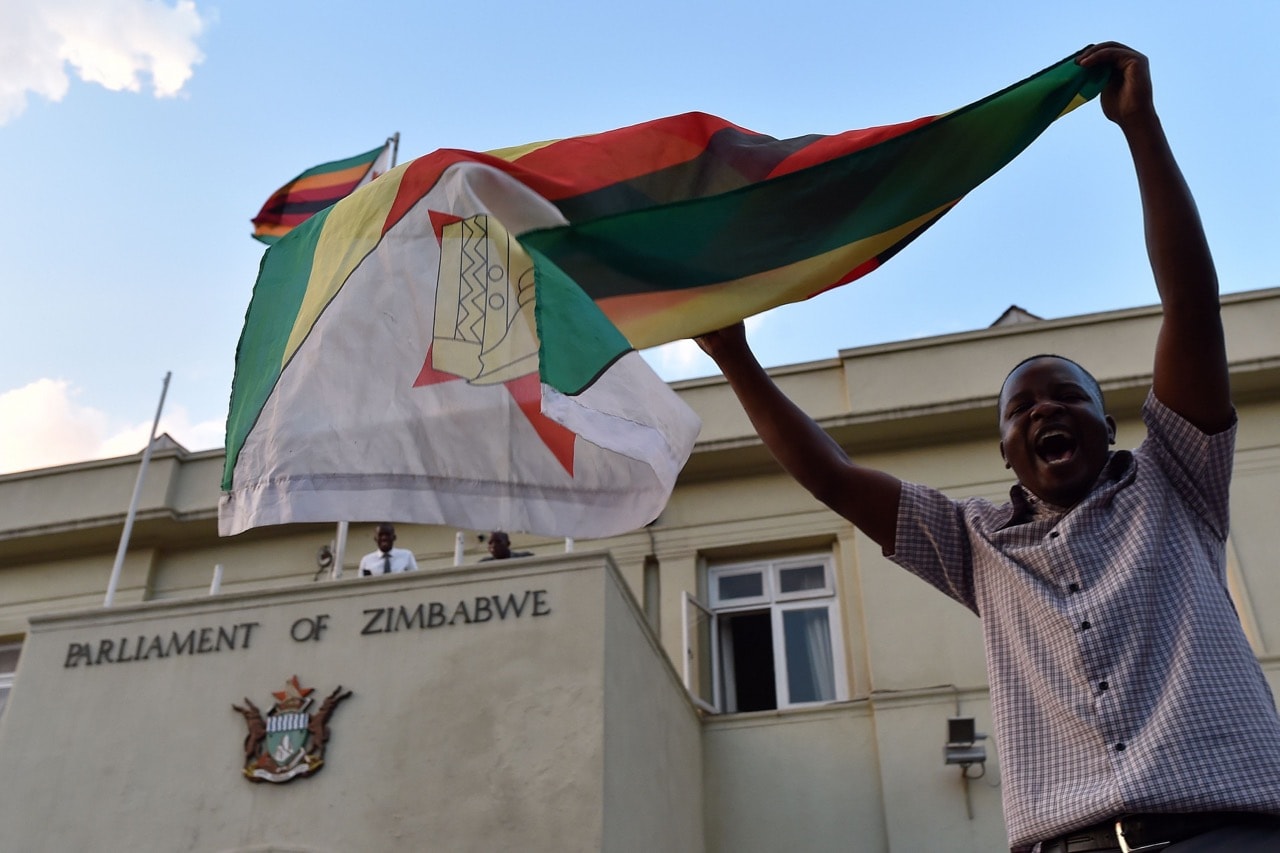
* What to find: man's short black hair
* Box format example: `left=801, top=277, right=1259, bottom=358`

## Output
left=998, top=354, right=1106, bottom=415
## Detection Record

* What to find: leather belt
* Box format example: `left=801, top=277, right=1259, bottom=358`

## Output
left=1036, top=812, right=1275, bottom=853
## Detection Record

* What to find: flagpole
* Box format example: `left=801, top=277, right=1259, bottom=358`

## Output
left=332, top=521, right=349, bottom=579
left=389, top=132, right=400, bottom=168
left=104, top=371, right=171, bottom=607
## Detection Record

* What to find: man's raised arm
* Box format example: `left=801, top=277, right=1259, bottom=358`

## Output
left=1078, top=43, right=1232, bottom=433
left=697, top=323, right=902, bottom=552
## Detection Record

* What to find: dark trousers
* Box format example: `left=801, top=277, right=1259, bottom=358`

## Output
left=1036, top=821, right=1280, bottom=853
left=1034, top=817, right=1280, bottom=853
left=1165, top=822, right=1280, bottom=851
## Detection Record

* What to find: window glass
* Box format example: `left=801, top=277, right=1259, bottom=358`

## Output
left=717, top=571, right=764, bottom=601
left=782, top=608, right=836, bottom=703
left=0, top=643, right=21, bottom=719
left=681, top=592, right=718, bottom=713
left=778, top=564, right=827, bottom=594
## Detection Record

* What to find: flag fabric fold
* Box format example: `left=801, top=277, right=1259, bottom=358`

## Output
left=220, top=51, right=1106, bottom=539
left=251, top=141, right=394, bottom=244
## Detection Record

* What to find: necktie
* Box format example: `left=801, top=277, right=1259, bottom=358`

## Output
left=383, top=553, right=392, bottom=575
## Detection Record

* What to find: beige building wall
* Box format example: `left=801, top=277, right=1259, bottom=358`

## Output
left=2, top=288, right=1278, bottom=851
left=0, top=556, right=703, bottom=853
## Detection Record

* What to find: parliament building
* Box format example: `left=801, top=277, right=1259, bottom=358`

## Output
left=2, top=289, right=1278, bottom=852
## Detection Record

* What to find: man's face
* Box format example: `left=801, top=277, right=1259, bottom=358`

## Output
left=488, top=533, right=510, bottom=559
left=375, top=526, right=396, bottom=553
left=998, top=357, right=1115, bottom=508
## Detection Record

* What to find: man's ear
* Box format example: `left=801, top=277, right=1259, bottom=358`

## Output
left=999, top=440, right=1010, bottom=469
left=1106, top=415, right=1117, bottom=445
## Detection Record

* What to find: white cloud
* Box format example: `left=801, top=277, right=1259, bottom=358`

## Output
left=0, top=0, right=207, bottom=124
left=642, top=339, right=712, bottom=381
left=0, top=378, right=224, bottom=475
left=0, top=379, right=108, bottom=472
left=641, top=314, right=769, bottom=381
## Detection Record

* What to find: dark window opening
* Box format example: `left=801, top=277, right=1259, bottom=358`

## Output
left=726, top=610, right=776, bottom=712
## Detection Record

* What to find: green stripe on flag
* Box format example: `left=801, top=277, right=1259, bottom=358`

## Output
left=223, top=208, right=331, bottom=489
left=292, top=146, right=385, bottom=180
left=519, top=56, right=1106, bottom=300
left=530, top=246, right=633, bottom=395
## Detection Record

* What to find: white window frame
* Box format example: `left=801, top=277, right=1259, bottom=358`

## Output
left=682, top=554, right=847, bottom=713
left=681, top=592, right=720, bottom=713
left=773, top=557, right=834, bottom=601
left=769, top=598, right=844, bottom=707
left=707, top=565, right=771, bottom=608
left=0, top=642, right=21, bottom=719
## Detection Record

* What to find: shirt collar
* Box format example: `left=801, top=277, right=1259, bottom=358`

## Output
left=999, top=450, right=1134, bottom=528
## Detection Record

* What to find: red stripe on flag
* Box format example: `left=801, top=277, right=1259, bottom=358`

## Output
left=382, top=114, right=766, bottom=235
left=505, top=112, right=753, bottom=200
left=505, top=373, right=576, bottom=476
left=413, top=349, right=576, bottom=475
left=412, top=345, right=456, bottom=387
left=259, top=180, right=365, bottom=210
left=768, top=116, right=937, bottom=178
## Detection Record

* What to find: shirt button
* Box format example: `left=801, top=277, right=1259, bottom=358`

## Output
left=1068, top=583, right=1081, bottom=593
left=1081, top=620, right=1092, bottom=630
left=1099, top=681, right=1109, bottom=691
left=1049, top=531, right=1060, bottom=539
left=1115, top=743, right=1126, bottom=752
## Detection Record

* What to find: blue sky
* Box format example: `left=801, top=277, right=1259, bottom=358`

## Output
left=1, top=1, right=1276, bottom=473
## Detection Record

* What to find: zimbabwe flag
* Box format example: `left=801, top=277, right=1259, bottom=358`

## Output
left=250, top=141, right=394, bottom=244
left=220, top=51, right=1106, bottom=539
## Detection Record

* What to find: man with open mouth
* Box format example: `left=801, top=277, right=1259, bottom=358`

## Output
left=697, top=42, right=1280, bottom=852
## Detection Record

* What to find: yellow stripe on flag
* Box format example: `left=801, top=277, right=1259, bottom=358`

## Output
left=282, top=164, right=410, bottom=364
left=289, top=161, right=379, bottom=192
left=598, top=203, right=955, bottom=347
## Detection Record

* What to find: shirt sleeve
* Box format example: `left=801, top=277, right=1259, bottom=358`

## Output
left=889, top=481, right=979, bottom=614
left=1141, top=391, right=1237, bottom=540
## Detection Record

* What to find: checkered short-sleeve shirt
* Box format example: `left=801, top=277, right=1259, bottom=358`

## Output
left=891, top=391, right=1280, bottom=848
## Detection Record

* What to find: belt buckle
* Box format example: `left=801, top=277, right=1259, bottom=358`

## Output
left=1115, top=818, right=1171, bottom=853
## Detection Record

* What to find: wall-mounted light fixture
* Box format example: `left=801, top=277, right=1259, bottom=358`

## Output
left=944, top=716, right=987, bottom=769
left=944, top=716, right=988, bottom=820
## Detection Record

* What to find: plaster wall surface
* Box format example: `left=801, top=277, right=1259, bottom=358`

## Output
left=603, top=571, right=705, bottom=851
left=702, top=705, right=889, bottom=852
left=0, top=554, right=699, bottom=853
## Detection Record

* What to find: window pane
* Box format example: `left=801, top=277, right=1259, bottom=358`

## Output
left=717, top=572, right=764, bottom=601
left=0, top=643, right=18, bottom=720
left=778, top=564, right=826, bottom=594
left=682, top=594, right=717, bottom=712
left=782, top=608, right=836, bottom=704
left=725, top=611, right=776, bottom=712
